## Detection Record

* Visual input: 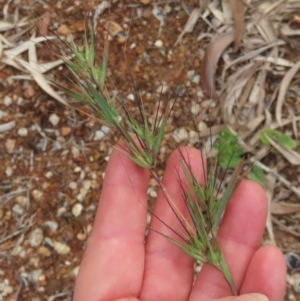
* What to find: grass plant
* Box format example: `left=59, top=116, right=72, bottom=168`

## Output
left=37, top=17, right=257, bottom=296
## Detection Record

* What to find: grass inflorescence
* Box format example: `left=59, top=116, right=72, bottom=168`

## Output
left=36, top=14, right=258, bottom=296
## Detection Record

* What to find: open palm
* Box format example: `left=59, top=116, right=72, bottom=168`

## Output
left=74, top=146, right=286, bottom=301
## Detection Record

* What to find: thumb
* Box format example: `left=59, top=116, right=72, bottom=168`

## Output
left=219, top=293, right=269, bottom=301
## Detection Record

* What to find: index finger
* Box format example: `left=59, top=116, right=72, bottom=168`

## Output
left=74, top=143, right=150, bottom=301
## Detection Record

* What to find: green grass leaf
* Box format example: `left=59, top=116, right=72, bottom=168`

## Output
left=260, top=129, right=297, bottom=149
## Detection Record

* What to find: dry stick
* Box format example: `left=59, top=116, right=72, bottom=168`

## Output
left=250, top=158, right=300, bottom=198
left=271, top=217, right=300, bottom=238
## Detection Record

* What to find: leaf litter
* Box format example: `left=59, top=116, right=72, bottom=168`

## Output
left=0, top=0, right=300, bottom=299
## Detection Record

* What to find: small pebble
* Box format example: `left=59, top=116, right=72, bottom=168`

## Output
left=44, top=221, right=58, bottom=232
left=17, top=97, right=23, bottom=105
left=12, top=204, right=24, bottom=215
left=149, top=189, right=157, bottom=198
left=291, top=273, right=300, bottom=293
left=5, top=166, right=13, bottom=177
left=49, top=113, right=60, bottom=126
left=72, top=203, right=83, bottom=217
left=37, top=246, right=51, bottom=257
left=77, top=232, right=87, bottom=241
left=5, top=139, right=16, bottom=152
left=173, top=127, right=188, bottom=143
left=32, top=190, right=43, bottom=201
left=29, top=269, right=43, bottom=283
left=53, top=241, right=70, bottom=255
left=126, top=94, right=135, bottom=101
left=156, top=84, right=169, bottom=94
left=45, top=171, right=53, bottom=179
left=0, top=120, right=15, bottom=132
left=189, top=130, right=199, bottom=144
left=17, top=127, right=28, bottom=136
left=154, top=39, right=163, bottom=47
left=72, top=146, right=80, bottom=158
left=93, top=130, right=105, bottom=141
left=16, top=196, right=28, bottom=207
left=69, top=181, right=78, bottom=190
left=29, top=228, right=44, bottom=248
left=12, top=245, right=23, bottom=256
left=72, top=266, right=80, bottom=278
left=57, top=24, right=69, bottom=35
left=74, top=166, right=82, bottom=173
left=191, top=103, right=201, bottom=115
left=286, top=253, right=300, bottom=270
left=3, top=285, right=13, bottom=294
left=61, top=126, right=71, bottom=136
left=57, top=207, right=66, bottom=216
left=0, top=110, right=8, bottom=119
left=4, top=96, right=12, bottom=106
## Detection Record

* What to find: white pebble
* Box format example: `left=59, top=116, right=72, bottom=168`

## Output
left=82, top=180, right=91, bottom=190
left=72, top=266, right=80, bottom=278
left=17, top=97, right=23, bottom=105
left=12, top=245, right=23, bottom=256
left=0, top=110, right=8, bottom=119
left=93, top=130, right=105, bottom=141
left=191, top=102, right=201, bottom=115
left=69, top=181, right=78, bottom=190
left=4, top=96, right=12, bottom=106
left=156, top=84, right=169, bottom=94
left=13, top=204, right=24, bottom=215
left=53, top=241, right=70, bottom=255
left=72, top=146, right=80, bottom=158
left=192, top=74, right=200, bottom=84
left=3, top=285, right=13, bottom=294
left=0, top=121, right=16, bottom=133
left=49, top=113, right=60, bottom=126
left=74, top=166, right=82, bottom=173
left=126, top=93, right=135, bottom=101
left=154, top=39, right=163, bottom=47
left=5, top=166, right=13, bottom=177
left=149, top=189, right=157, bottom=198
left=16, top=196, right=28, bottom=207
left=29, top=269, right=43, bottom=283
left=17, top=127, right=28, bottom=137
left=45, top=171, right=53, bottom=179
left=57, top=207, right=66, bottom=216
left=72, top=203, right=83, bottom=217
left=29, top=228, right=44, bottom=248
left=44, top=221, right=58, bottom=232
left=173, top=127, right=188, bottom=143
left=32, top=189, right=43, bottom=201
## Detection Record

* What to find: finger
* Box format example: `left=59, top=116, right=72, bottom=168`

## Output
left=74, top=143, right=150, bottom=301
left=214, top=293, right=269, bottom=301
left=240, top=245, right=286, bottom=301
left=189, top=180, right=268, bottom=300
left=140, top=147, right=206, bottom=301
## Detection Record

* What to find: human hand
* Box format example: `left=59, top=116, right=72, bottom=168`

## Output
left=73, top=145, right=286, bottom=301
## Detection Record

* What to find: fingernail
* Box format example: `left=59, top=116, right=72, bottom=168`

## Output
left=245, top=293, right=269, bottom=301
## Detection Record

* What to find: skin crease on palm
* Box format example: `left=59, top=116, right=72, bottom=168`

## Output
left=73, top=144, right=287, bottom=301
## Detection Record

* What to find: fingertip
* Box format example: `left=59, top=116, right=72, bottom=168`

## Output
left=240, top=245, right=287, bottom=301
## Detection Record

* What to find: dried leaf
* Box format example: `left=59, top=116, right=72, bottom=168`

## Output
left=37, top=12, right=51, bottom=36
left=201, top=32, right=234, bottom=100
left=229, top=0, right=245, bottom=52
left=17, top=41, right=68, bottom=106
left=175, top=8, right=202, bottom=45
left=276, top=60, right=300, bottom=126
left=264, top=135, right=300, bottom=165
left=271, top=202, right=300, bottom=215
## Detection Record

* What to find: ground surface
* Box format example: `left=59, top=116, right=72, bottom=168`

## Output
left=0, top=0, right=300, bottom=300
